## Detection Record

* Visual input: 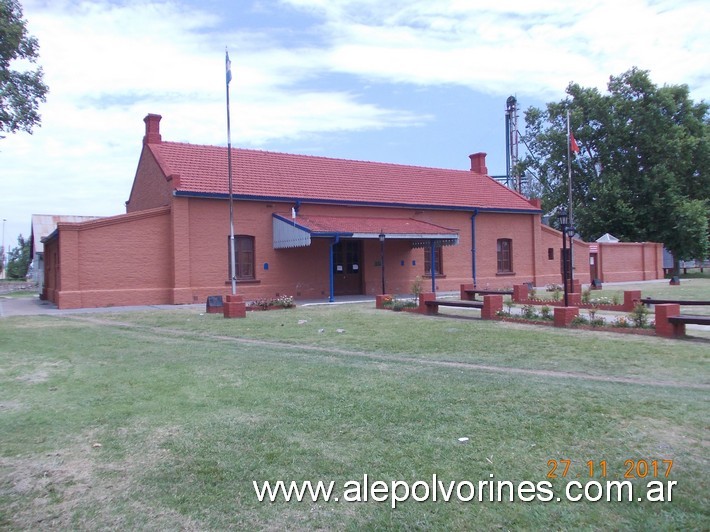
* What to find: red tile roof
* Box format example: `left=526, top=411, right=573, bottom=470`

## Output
left=149, top=141, right=537, bottom=212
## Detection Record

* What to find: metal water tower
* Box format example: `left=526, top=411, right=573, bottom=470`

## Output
left=505, top=96, right=521, bottom=193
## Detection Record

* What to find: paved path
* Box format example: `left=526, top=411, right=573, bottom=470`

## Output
left=0, top=295, right=206, bottom=318
left=0, top=294, right=378, bottom=318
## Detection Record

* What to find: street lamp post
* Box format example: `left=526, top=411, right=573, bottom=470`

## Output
left=557, top=208, right=569, bottom=307
left=566, top=225, right=576, bottom=294
left=379, top=231, right=386, bottom=294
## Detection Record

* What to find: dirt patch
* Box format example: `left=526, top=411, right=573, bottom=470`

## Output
left=0, top=400, right=25, bottom=412
left=0, top=425, right=201, bottom=530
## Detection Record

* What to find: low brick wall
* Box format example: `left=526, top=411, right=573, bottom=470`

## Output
left=481, top=295, right=503, bottom=319
left=554, top=306, right=579, bottom=327
left=512, top=284, right=641, bottom=312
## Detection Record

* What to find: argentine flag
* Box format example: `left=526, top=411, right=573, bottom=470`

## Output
left=226, top=51, right=232, bottom=85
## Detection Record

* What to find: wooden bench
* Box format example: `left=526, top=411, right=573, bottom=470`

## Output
left=420, top=292, right=502, bottom=319
left=668, top=315, right=710, bottom=326
left=425, top=300, right=484, bottom=313
left=463, top=289, right=513, bottom=300
left=642, top=298, right=710, bottom=306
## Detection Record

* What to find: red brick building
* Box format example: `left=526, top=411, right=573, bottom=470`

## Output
left=42, top=114, right=663, bottom=309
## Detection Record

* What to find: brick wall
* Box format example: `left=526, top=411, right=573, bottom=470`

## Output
left=597, top=242, right=663, bottom=282
left=46, top=207, right=172, bottom=308
left=125, top=148, right=173, bottom=213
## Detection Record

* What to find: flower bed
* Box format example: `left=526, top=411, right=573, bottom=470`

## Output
left=246, top=295, right=295, bottom=311
left=495, top=302, right=656, bottom=335
left=377, top=294, right=420, bottom=312
left=518, top=299, right=627, bottom=311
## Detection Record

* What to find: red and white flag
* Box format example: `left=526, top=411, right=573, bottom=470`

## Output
left=570, top=131, right=580, bottom=154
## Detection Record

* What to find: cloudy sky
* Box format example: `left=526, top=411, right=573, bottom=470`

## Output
left=1, top=0, right=708, bottom=250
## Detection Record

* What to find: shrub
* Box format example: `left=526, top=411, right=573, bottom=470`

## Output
left=587, top=309, right=605, bottom=328
left=248, top=295, right=295, bottom=309
left=274, top=295, right=295, bottom=308
left=522, top=304, right=538, bottom=320
left=552, top=287, right=562, bottom=301
left=411, top=276, right=423, bottom=304
left=571, top=315, right=589, bottom=326
left=391, top=298, right=417, bottom=311
left=612, top=316, right=630, bottom=328
left=582, top=288, right=591, bottom=304
left=540, top=306, right=553, bottom=320
left=629, top=303, right=650, bottom=328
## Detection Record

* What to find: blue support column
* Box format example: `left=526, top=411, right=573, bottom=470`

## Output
left=430, top=239, right=436, bottom=293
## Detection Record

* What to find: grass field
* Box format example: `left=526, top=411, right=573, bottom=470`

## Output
left=1, top=287, right=708, bottom=529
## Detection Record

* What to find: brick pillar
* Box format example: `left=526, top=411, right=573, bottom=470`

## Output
left=655, top=303, right=681, bottom=338
left=482, top=295, right=503, bottom=320
left=460, top=283, right=474, bottom=300
left=376, top=294, right=391, bottom=309
left=223, top=294, right=246, bottom=319
left=623, top=290, right=642, bottom=312
left=419, top=292, right=437, bottom=314
left=554, top=306, right=579, bottom=327
left=513, top=284, right=528, bottom=303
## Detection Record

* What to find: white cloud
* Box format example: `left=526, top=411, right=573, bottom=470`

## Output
left=1, top=0, right=423, bottom=241
left=282, top=0, right=710, bottom=99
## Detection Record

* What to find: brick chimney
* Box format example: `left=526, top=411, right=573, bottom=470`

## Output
left=143, top=113, right=162, bottom=145
left=469, top=152, right=488, bottom=175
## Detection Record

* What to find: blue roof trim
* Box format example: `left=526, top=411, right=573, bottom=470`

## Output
left=174, top=191, right=542, bottom=214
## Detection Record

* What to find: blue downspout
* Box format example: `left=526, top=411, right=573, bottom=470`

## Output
left=329, top=236, right=340, bottom=302
left=471, top=209, right=478, bottom=288
left=430, top=239, right=436, bottom=293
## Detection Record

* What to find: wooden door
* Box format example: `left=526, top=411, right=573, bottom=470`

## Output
left=333, top=240, right=363, bottom=295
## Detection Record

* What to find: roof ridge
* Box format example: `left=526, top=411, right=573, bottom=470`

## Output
left=158, top=141, right=478, bottom=175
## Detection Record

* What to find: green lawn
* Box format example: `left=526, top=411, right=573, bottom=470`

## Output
left=1, top=302, right=708, bottom=530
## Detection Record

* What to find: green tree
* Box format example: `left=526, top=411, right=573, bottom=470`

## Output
left=6, top=233, right=30, bottom=279
left=520, top=68, right=710, bottom=274
left=0, top=0, right=48, bottom=138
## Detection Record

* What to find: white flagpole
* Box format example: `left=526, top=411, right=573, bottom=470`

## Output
left=566, top=109, right=574, bottom=287
left=226, top=49, right=236, bottom=295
